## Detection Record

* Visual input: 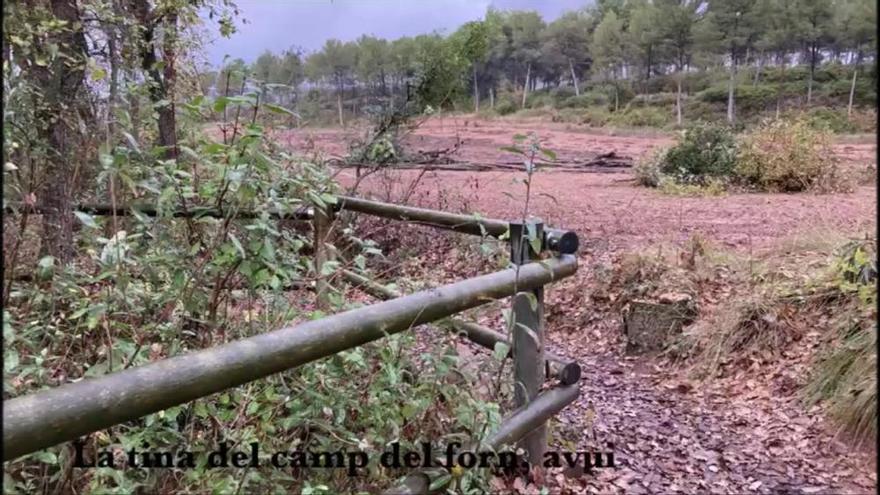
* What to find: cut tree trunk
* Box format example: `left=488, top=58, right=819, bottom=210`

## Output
left=569, top=58, right=580, bottom=96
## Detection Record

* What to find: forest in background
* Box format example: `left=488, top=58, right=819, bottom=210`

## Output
left=203, top=0, right=877, bottom=130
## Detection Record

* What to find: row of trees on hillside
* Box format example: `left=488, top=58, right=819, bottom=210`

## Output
left=207, top=0, right=877, bottom=125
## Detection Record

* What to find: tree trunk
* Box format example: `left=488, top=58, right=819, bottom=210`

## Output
left=614, top=80, right=619, bottom=112
left=568, top=58, right=580, bottom=96
left=753, top=51, right=763, bottom=86
left=337, top=87, right=344, bottom=126
left=727, top=49, right=737, bottom=124
left=132, top=0, right=177, bottom=158
left=105, top=20, right=119, bottom=139
left=521, top=63, right=531, bottom=109
left=676, top=71, right=683, bottom=126
left=848, top=64, right=858, bottom=118
left=473, top=65, right=479, bottom=112
left=807, top=44, right=816, bottom=105
left=776, top=55, right=785, bottom=119
left=158, top=10, right=178, bottom=158
left=490, top=86, right=495, bottom=108
left=31, top=0, right=87, bottom=263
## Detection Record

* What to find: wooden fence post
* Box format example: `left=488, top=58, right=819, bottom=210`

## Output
left=509, top=219, right=546, bottom=466
left=313, top=202, right=336, bottom=307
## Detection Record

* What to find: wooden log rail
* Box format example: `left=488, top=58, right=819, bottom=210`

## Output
left=340, top=269, right=581, bottom=386
left=2, top=256, right=577, bottom=460
left=3, top=195, right=579, bottom=254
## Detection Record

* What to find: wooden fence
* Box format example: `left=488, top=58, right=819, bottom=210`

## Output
left=3, top=196, right=581, bottom=494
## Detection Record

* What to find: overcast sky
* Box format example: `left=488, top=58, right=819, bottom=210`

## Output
left=204, top=0, right=591, bottom=67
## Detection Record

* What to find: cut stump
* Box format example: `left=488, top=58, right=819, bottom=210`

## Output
left=623, top=293, right=697, bottom=353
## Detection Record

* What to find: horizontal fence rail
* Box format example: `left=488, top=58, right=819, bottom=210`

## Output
left=3, top=255, right=577, bottom=460
left=336, top=196, right=579, bottom=254
left=3, top=203, right=313, bottom=220
left=5, top=196, right=578, bottom=254
left=340, top=269, right=581, bottom=385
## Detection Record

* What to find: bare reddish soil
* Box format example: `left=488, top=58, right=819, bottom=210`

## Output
left=274, top=114, right=877, bottom=170
left=282, top=117, right=877, bottom=494
left=287, top=116, right=875, bottom=253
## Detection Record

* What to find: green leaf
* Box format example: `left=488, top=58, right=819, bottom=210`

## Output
left=320, top=260, right=340, bottom=276
left=213, top=96, right=229, bottom=113
left=500, top=146, right=524, bottom=156
left=428, top=474, right=452, bottom=491
left=90, top=67, right=106, bottom=82
left=540, top=148, right=557, bottom=161
left=32, top=451, right=57, bottom=465
left=4, top=349, right=19, bottom=372
left=264, top=103, right=300, bottom=118
left=74, top=211, right=99, bottom=229
left=529, top=235, right=543, bottom=255
left=493, top=341, right=510, bottom=361
left=228, top=232, right=246, bottom=258
left=122, top=132, right=141, bottom=154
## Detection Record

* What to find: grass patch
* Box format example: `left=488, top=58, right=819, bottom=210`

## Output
left=657, top=176, right=727, bottom=197
left=663, top=235, right=876, bottom=444
left=802, top=239, right=877, bottom=445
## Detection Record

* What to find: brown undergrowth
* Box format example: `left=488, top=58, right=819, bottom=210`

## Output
left=592, top=232, right=877, bottom=445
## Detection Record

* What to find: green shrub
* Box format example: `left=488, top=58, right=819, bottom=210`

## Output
left=798, top=108, right=858, bottom=133
left=560, top=91, right=609, bottom=109
left=525, top=92, right=554, bottom=109
left=735, top=118, right=852, bottom=192
left=581, top=107, right=612, bottom=126
left=659, top=122, right=738, bottom=182
left=550, top=87, right=576, bottom=100
left=494, top=95, right=518, bottom=116
left=608, top=106, right=670, bottom=128
left=697, top=84, right=776, bottom=112
left=629, top=92, right=678, bottom=107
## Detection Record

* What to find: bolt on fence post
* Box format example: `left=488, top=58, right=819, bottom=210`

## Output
left=313, top=201, right=336, bottom=308
left=508, top=219, right=546, bottom=466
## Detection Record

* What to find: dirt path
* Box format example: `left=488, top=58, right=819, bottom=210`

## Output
left=550, top=350, right=876, bottom=493
left=288, top=117, right=877, bottom=493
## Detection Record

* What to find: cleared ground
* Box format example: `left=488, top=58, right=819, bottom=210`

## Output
left=279, top=116, right=877, bottom=494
